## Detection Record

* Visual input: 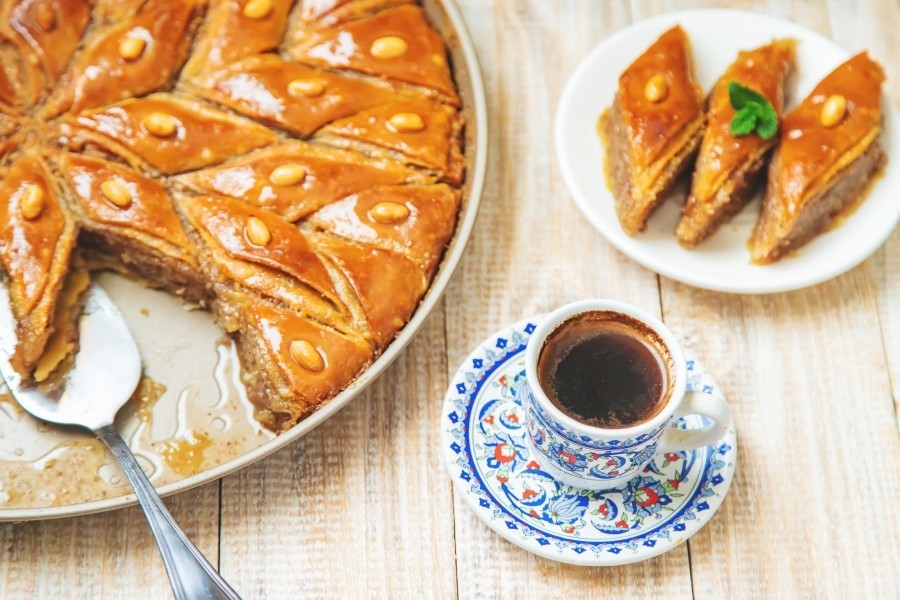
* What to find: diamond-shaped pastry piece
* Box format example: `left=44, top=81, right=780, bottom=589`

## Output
left=751, top=52, right=886, bottom=263
left=178, top=195, right=348, bottom=333
left=677, top=40, right=795, bottom=248
left=235, top=299, right=372, bottom=431
left=287, top=5, right=458, bottom=105
left=199, top=54, right=409, bottom=137
left=0, top=0, right=91, bottom=106
left=315, top=97, right=464, bottom=184
left=305, top=183, right=459, bottom=276
left=599, top=25, right=706, bottom=235
left=181, top=0, right=297, bottom=84
left=175, top=141, right=430, bottom=222
left=51, top=152, right=206, bottom=302
left=41, top=0, right=203, bottom=118
left=0, top=148, right=77, bottom=376
left=57, top=93, right=279, bottom=175
left=312, top=233, right=427, bottom=348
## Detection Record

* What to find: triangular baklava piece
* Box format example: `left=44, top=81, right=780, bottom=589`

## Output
left=677, top=40, right=794, bottom=247
left=180, top=0, right=295, bottom=84
left=305, top=183, right=460, bottom=276
left=0, top=148, right=78, bottom=377
left=314, top=98, right=464, bottom=184
left=599, top=25, right=706, bottom=235
left=296, top=0, right=414, bottom=28
left=233, top=300, right=373, bottom=431
left=175, top=141, right=430, bottom=222
left=286, top=4, right=458, bottom=105
left=750, top=52, right=886, bottom=263
left=41, top=0, right=203, bottom=118
left=198, top=55, right=407, bottom=137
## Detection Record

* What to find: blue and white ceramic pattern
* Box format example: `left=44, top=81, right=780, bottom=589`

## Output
left=442, top=316, right=737, bottom=566
left=525, top=388, right=669, bottom=483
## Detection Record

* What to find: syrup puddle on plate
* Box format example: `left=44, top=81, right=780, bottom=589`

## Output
left=0, top=273, right=275, bottom=510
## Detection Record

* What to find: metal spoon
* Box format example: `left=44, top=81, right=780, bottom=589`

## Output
left=0, top=284, right=242, bottom=600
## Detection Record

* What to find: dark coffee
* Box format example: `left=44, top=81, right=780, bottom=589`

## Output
left=536, top=311, right=669, bottom=429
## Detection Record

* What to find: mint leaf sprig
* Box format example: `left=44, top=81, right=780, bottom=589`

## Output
left=728, top=81, right=778, bottom=140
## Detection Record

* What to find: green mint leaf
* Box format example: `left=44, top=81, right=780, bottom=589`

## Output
left=756, top=103, right=779, bottom=139
left=728, top=81, right=779, bottom=139
left=730, top=106, right=758, bottom=136
left=728, top=81, right=769, bottom=110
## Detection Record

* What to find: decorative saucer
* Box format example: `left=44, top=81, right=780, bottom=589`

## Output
left=441, top=316, right=737, bottom=566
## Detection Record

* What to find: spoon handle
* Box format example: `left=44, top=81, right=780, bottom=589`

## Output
left=95, top=425, right=242, bottom=600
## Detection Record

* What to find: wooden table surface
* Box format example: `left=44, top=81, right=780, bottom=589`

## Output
left=2, top=0, right=899, bottom=598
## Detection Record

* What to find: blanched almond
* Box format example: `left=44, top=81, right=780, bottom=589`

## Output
left=290, top=339, right=325, bottom=372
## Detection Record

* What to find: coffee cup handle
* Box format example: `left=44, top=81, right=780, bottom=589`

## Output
left=658, top=391, right=731, bottom=452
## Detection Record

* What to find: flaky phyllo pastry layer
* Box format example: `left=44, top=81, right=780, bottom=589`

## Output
left=0, top=0, right=464, bottom=431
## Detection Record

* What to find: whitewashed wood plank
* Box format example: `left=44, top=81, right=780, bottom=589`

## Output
left=218, top=311, right=457, bottom=599
left=0, top=484, right=221, bottom=599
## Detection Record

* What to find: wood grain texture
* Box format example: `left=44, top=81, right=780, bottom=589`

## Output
left=218, top=311, right=457, bottom=600
left=1, top=1, right=898, bottom=598
left=0, top=484, right=220, bottom=599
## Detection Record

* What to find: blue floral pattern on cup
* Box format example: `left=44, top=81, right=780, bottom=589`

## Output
left=524, top=384, right=669, bottom=482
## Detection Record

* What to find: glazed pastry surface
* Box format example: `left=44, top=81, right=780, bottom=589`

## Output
left=0, top=0, right=464, bottom=428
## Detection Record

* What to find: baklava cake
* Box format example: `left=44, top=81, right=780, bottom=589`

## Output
left=0, top=0, right=465, bottom=431
left=677, top=40, right=794, bottom=247
left=751, top=52, right=885, bottom=263
left=599, top=25, right=706, bottom=235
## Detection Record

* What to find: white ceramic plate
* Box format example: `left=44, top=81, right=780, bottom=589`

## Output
left=555, top=9, right=900, bottom=294
left=0, top=0, right=487, bottom=521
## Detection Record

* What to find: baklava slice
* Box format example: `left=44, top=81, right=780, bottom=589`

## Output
left=55, top=94, right=278, bottom=176
left=305, top=183, right=459, bottom=276
left=750, top=52, right=886, bottom=263
left=180, top=0, right=296, bottom=85
left=231, top=299, right=373, bottom=431
left=314, top=97, right=464, bottom=184
left=197, top=55, right=407, bottom=137
left=174, top=141, right=430, bottom=222
left=599, top=25, right=705, bottom=235
left=677, top=40, right=794, bottom=247
left=0, top=149, right=78, bottom=378
left=50, top=152, right=206, bottom=302
left=310, top=233, right=427, bottom=349
left=41, top=0, right=203, bottom=118
left=286, top=4, right=458, bottom=105
left=0, top=0, right=90, bottom=106
left=177, top=195, right=350, bottom=334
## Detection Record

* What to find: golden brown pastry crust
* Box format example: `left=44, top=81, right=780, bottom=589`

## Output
left=312, top=233, right=427, bottom=348
left=198, top=54, right=407, bottom=137
left=600, top=25, right=705, bottom=235
left=179, top=195, right=350, bottom=333
left=175, top=141, right=430, bottom=222
left=297, top=0, right=414, bottom=27
left=56, top=93, right=279, bottom=175
left=315, top=97, right=464, bottom=184
left=236, top=299, right=372, bottom=430
left=751, top=52, right=886, bottom=263
left=0, top=0, right=91, bottom=106
left=181, top=0, right=295, bottom=84
left=41, top=0, right=203, bottom=118
left=0, top=148, right=77, bottom=376
left=305, top=183, right=459, bottom=275
left=0, top=0, right=463, bottom=431
left=677, top=40, right=795, bottom=247
left=287, top=4, right=458, bottom=105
